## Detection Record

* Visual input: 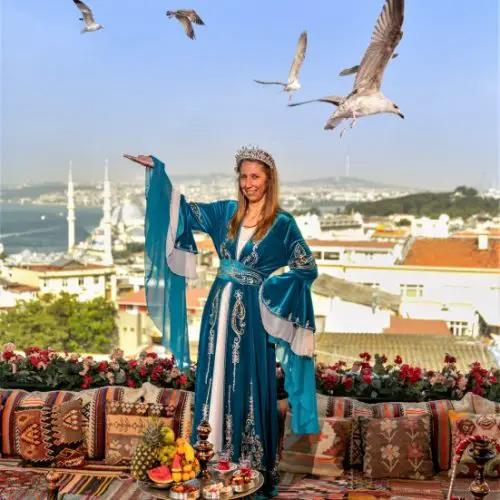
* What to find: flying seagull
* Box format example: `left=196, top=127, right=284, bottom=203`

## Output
left=254, top=31, right=307, bottom=103
left=73, top=0, right=103, bottom=33
left=289, top=0, right=404, bottom=138
left=166, top=9, right=205, bottom=40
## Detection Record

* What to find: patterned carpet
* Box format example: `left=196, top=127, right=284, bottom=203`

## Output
left=0, top=465, right=499, bottom=499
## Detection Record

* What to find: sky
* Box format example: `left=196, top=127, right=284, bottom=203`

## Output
left=1, top=0, right=498, bottom=189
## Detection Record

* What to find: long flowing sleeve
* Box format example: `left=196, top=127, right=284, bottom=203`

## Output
left=144, top=157, right=227, bottom=370
left=259, top=217, right=319, bottom=435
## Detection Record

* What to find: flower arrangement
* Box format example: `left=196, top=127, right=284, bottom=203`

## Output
left=0, top=343, right=195, bottom=392
left=2, top=344, right=499, bottom=403
left=315, top=352, right=500, bottom=402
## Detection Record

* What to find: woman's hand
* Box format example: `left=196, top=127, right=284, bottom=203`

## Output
left=123, top=154, right=154, bottom=168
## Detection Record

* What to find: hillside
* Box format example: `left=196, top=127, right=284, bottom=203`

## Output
left=346, top=187, right=499, bottom=218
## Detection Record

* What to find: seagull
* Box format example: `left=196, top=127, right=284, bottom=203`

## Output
left=254, top=31, right=307, bottom=103
left=289, top=0, right=404, bottom=138
left=73, top=0, right=103, bottom=34
left=166, top=9, right=205, bottom=40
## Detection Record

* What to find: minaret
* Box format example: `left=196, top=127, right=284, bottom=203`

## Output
left=102, top=158, right=113, bottom=265
left=67, top=160, right=76, bottom=253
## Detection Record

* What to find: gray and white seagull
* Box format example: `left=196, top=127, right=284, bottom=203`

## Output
left=289, top=0, right=404, bottom=138
left=73, top=0, right=103, bottom=34
left=254, top=31, right=307, bottom=103
left=166, top=9, right=205, bottom=40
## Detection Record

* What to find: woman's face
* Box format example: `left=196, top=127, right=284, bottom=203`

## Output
left=239, top=160, right=269, bottom=203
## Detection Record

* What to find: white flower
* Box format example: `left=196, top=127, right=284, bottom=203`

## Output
left=381, top=444, right=400, bottom=460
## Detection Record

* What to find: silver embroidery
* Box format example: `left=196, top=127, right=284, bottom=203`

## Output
left=217, top=266, right=262, bottom=286
left=289, top=241, right=316, bottom=270
left=241, top=242, right=259, bottom=267
left=220, top=240, right=232, bottom=259
left=202, top=378, right=213, bottom=421
left=224, top=387, right=234, bottom=457
left=241, top=381, right=265, bottom=470
left=231, top=290, right=245, bottom=392
left=189, top=202, right=203, bottom=226
left=205, top=288, right=222, bottom=384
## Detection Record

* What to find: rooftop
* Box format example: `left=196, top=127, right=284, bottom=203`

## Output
left=403, top=238, right=500, bottom=269
left=383, top=317, right=450, bottom=336
left=307, top=239, right=396, bottom=249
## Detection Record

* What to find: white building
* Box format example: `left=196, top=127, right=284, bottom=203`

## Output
left=313, top=236, right=500, bottom=338
left=411, top=214, right=450, bottom=238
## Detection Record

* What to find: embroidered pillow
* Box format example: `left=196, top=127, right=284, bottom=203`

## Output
left=279, top=413, right=352, bottom=476
left=360, top=415, right=434, bottom=479
left=16, top=397, right=85, bottom=468
left=448, top=410, right=500, bottom=477
left=471, top=395, right=500, bottom=415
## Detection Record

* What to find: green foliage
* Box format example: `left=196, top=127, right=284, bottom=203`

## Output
left=346, top=186, right=498, bottom=218
left=0, top=293, right=117, bottom=353
left=395, top=218, right=412, bottom=227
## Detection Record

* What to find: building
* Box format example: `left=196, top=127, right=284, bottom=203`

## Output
left=0, top=278, right=39, bottom=312
left=2, top=258, right=117, bottom=302
left=308, top=239, right=405, bottom=268
left=314, top=236, right=500, bottom=338
left=116, top=287, right=208, bottom=356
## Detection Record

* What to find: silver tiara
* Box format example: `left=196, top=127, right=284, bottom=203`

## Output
left=234, top=145, right=276, bottom=170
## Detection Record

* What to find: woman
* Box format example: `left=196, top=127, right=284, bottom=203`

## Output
left=124, top=146, right=319, bottom=497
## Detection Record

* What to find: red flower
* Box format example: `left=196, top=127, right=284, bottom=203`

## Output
left=394, top=355, right=403, bottom=365
left=179, top=375, right=188, bottom=385
left=362, top=373, right=372, bottom=385
left=379, top=355, right=388, bottom=364
left=445, top=354, right=457, bottom=364
left=29, top=357, right=39, bottom=368
left=146, top=352, right=158, bottom=360
left=359, top=352, right=371, bottom=362
left=97, top=361, right=108, bottom=373
left=128, top=360, right=138, bottom=370
left=80, top=374, right=92, bottom=390
left=490, top=376, right=498, bottom=384
left=126, top=378, right=136, bottom=388
left=3, top=351, right=15, bottom=361
left=343, top=377, right=353, bottom=390
left=139, top=365, right=148, bottom=378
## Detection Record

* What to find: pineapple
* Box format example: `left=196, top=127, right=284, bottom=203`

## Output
left=131, top=418, right=164, bottom=481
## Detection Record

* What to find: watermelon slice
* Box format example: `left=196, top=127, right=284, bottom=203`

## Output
left=148, top=465, right=173, bottom=484
left=171, top=453, right=183, bottom=472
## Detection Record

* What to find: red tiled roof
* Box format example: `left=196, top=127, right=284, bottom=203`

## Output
left=307, top=239, right=395, bottom=249
left=453, top=230, right=500, bottom=238
left=118, top=287, right=209, bottom=309
left=7, top=284, right=39, bottom=293
left=383, top=317, right=451, bottom=335
left=403, top=238, right=500, bottom=269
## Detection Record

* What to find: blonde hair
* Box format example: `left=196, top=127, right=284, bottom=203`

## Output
left=228, top=160, right=280, bottom=242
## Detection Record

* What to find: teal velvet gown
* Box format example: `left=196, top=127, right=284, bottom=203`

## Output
left=144, top=158, right=319, bottom=497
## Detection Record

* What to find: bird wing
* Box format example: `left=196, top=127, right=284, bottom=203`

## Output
left=180, top=9, right=205, bottom=25
left=178, top=16, right=196, bottom=39
left=353, top=0, right=404, bottom=93
left=287, top=31, right=307, bottom=83
left=254, top=80, right=286, bottom=86
left=73, top=0, right=95, bottom=25
left=339, top=53, right=398, bottom=77
left=288, top=95, right=344, bottom=107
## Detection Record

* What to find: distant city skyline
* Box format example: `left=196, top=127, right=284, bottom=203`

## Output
left=1, top=1, right=498, bottom=189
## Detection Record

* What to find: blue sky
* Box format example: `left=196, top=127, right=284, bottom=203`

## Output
left=1, top=0, right=498, bottom=188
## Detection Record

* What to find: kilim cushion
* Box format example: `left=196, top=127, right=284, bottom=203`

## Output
left=471, top=394, right=500, bottom=414
left=360, top=415, right=434, bottom=479
left=316, top=393, right=473, bottom=471
left=15, top=397, right=85, bottom=467
left=1, top=389, right=28, bottom=456
left=448, top=410, right=500, bottom=477
left=279, top=413, right=352, bottom=476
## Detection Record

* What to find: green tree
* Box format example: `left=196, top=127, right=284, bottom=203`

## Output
left=0, top=293, right=117, bottom=353
left=396, top=218, right=412, bottom=227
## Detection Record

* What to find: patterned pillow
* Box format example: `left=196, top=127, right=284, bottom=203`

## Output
left=105, top=400, right=191, bottom=465
left=1, top=389, right=28, bottom=456
left=279, top=413, right=352, bottom=476
left=471, top=395, right=500, bottom=415
left=15, top=397, right=85, bottom=468
left=360, top=415, right=434, bottom=479
left=448, top=410, right=500, bottom=477
left=316, top=393, right=473, bottom=471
